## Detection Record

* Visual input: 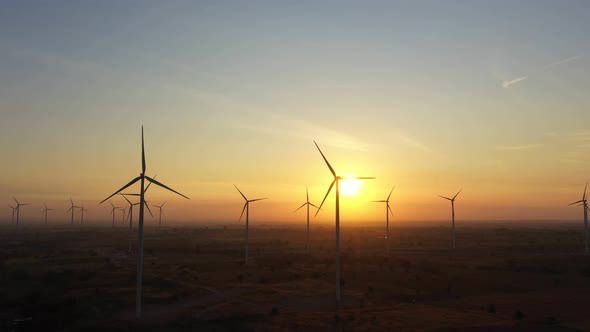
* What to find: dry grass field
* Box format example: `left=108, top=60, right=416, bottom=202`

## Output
left=1, top=222, right=590, bottom=331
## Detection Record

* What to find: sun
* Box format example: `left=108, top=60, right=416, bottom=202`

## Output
left=339, top=178, right=363, bottom=196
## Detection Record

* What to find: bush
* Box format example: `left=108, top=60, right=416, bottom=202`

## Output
left=513, top=310, right=525, bottom=320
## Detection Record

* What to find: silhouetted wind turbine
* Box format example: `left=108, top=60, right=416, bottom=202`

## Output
left=569, top=183, right=588, bottom=254
left=314, top=141, right=375, bottom=302
left=9, top=204, right=16, bottom=224
left=42, top=203, right=53, bottom=225
left=108, top=201, right=120, bottom=228
left=121, top=193, right=153, bottom=253
left=293, top=185, right=318, bottom=252
left=66, top=198, right=80, bottom=226
left=154, top=202, right=167, bottom=227
left=79, top=203, right=88, bottom=225
left=235, top=185, right=267, bottom=265
left=439, top=189, right=462, bottom=249
left=99, top=126, right=189, bottom=320
left=371, top=186, right=395, bottom=255
left=12, top=196, right=30, bottom=226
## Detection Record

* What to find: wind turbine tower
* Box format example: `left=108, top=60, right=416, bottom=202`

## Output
left=438, top=189, right=462, bottom=249
left=293, top=185, right=318, bottom=252
left=569, top=183, right=588, bottom=254
left=100, top=127, right=189, bottom=319
left=235, top=185, right=267, bottom=265
left=313, top=141, right=375, bottom=302
left=372, top=186, right=395, bottom=255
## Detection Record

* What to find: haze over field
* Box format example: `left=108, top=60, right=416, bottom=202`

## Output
left=1, top=1, right=589, bottom=224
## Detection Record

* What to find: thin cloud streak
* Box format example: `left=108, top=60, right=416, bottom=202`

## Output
left=502, top=76, right=528, bottom=88
left=495, top=144, right=543, bottom=151
left=501, top=54, right=583, bottom=88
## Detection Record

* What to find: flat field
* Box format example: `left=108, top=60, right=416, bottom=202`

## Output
left=1, top=222, right=589, bottom=331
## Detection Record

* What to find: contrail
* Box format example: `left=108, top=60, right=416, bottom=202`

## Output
left=501, top=54, right=583, bottom=88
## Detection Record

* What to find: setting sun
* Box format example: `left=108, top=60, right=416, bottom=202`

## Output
left=340, top=178, right=363, bottom=196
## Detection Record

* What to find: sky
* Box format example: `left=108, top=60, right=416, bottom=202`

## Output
left=1, top=1, right=589, bottom=226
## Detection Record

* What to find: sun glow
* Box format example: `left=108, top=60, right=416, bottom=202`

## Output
left=339, top=178, right=363, bottom=196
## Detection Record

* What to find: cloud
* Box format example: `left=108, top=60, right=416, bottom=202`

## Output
left=501, top=54, right=583, bottom=88
left=544, top=55, right=583, bottom=69
left=495, top=144, right=543, bottom=151
left=502, top=76, right=528, bottom=88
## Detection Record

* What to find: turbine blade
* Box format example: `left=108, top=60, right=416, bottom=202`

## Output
left=453, top=188, right=463, bottom=200
left=234, top=184, right=248, bottom=201
left=388, top=204, right=394, bottom=216
left=353, top=176, right=376, bottom=180
left=12, top=196, right=19, bottom=204
left=306, top=185, right=309, bottom=202
left=439, top=195, right=452, bottom=201
left=144, top=174, right=157, bottom=193
left=315, top=179, right=335, bottom=217
left=584, top=183, right=588, bottom=201
left=293, top=202, right=307, bottom=213
left=145, top=176, right=189, bottom=199
left=250, top=198, right=267, bottom=202
left=121, top=194, right=132, bottom=205
left=387, top=185, right=395, bottom=201
left=569, top=200, right=584, bottom=206
left=144, top=200, right=153, bottom=217
left=109, top=201, right=114, bottom=208
left=314, top=141, right=336, bottom=177
left=239, top=202, right=247, bottom=222
left=99, top=176, right=142, bottom=204
left=142, top=126, right=146, bottom=174
left=309, top=203, right=319, bottom=209
left=161, top=201, right=167, bottom=208
left=371, top=200, right=387, bottom=203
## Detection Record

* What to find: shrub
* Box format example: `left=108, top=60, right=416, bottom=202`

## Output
left=513, top=310, right=525, bottom=320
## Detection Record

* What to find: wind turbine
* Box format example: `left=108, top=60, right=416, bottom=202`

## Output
left=99, top=126, right=189, bottom=319
left=569, top=183, right=588, bottom=254
left=66, top=198, right=80, bottom=226
left=154, top=201, right=167, bottom=227
left=108, top=201, right=120, bottom=228
left=371, top=186, right=395, bottom=255
left=8, top=204, right=16, bottom=224
left=439, top=189, right=462, bottom=249
left=234, top=185, right=267, bottom=265
left=313, top=141, right=375, bottom=302
left=121, top=193, right=153, bottom=253
left=293, top=185, right=318, bottom=252
left=79, top=203, right=88, bottom=225
left=12, top=196, right=30, bottom=226
left=42, top=203, right=53, bottom=225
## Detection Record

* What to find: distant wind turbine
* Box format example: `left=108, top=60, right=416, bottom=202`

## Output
left=371, top=186, right=395, bottom=255
left=121, top=193, right=153, bottom=253
left=99, top=126, right=189, bottom=320
left=42, top=203, right=53, bottom=225
left=80, top=203, right=88, bottom=224
left=439, top=189, right=462, bottom=249
left=12, top=196, right=30, bottom=226
left=108, top=201, right=120, bottom=228
left=569, top=183, right=588, bottom=254
left=8, top=204, right=16, bottom=224
left=314, top=141, right=375, bottom=302
left=154, top=202, right=167, bottom=227
left=235, top=185, right=267, bottom=265
left=293, top=185, right=318, bottom=252
left=66, top=198, right=80, bottom=226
